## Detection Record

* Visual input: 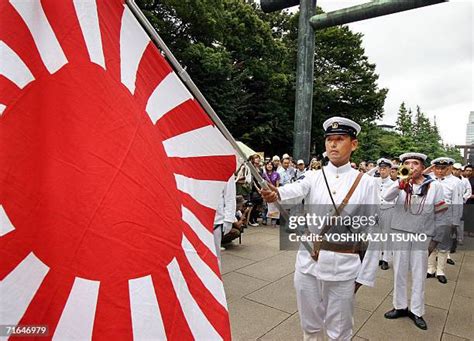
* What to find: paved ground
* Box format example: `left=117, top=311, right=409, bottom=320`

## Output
left=221, top=225, right=474, bottom=341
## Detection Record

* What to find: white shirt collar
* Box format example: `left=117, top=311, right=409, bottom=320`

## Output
left=325, top=161, right=352, bottom=175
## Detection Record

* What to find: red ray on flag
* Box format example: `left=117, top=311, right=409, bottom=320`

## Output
left=0, top=0, right=236, bottom=339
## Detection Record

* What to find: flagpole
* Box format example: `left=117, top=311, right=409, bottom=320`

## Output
left=125, top=0, right=313, bottom=254
left=126, top=1, right=257, bottom=178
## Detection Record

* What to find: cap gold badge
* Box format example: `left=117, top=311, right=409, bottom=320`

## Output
left=331, top=122, right=339, bottom=129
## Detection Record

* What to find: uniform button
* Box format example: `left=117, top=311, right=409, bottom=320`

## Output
left=332, top=190, right=336, bottom=195
left=336, top=175, right=339, bottom=179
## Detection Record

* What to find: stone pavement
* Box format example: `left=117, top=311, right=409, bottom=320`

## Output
left=221, top=225, right=474, bottom=340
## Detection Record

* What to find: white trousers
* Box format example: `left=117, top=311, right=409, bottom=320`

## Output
left=303, top=330, right=325, bottom=341
left=392, top=234, right=430, bottom=317
left=379, top=209, right=393, bottom=262
left=458, top=220, right=464, bottom=242
left=213, top=225, right=223, bottom=269
left=427, top=249, right=448, bottom=276
left=294, top=271, right=355, bottom=341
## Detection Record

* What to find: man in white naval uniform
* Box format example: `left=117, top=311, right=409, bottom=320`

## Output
left=452, top=163, right=472, bottom=245
left=383, top=152, right=446, bottom=330
left=453, top=163, right=472, bottom=204
left=261, top=117, right=380, bottom=341
left=213, top=176, right=236, bottom=269
left=374, top=158, right=396, bottom=270
left=427, top=158, right=463, bottom=283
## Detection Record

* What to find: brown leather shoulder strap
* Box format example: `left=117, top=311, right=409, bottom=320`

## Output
left=340, top=172, right=364, bottom=208
left=317, top=172, right=364, bottom=236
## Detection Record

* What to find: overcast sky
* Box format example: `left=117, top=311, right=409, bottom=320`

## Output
left=281, top=0, right=473, bottom=146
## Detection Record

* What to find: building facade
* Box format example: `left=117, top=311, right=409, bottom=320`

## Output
left=465, top=111, right=474, bottom=164
left=466, top=111, right=474, bottom=144
left=377, top=124, right=396, bottom=133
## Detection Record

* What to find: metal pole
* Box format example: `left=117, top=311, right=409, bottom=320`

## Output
left=126, top=0, right=249, bottom=171
left=293, top=0, right=316, bottom=164
left=310, top=0, right=447, bottom=30
left=261, top=0, right=300, bottom=13
left=126, top=0, right=312, bottom=253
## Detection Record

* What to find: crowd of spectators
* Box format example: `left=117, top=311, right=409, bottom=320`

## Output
left=234, top=153, right=385, bottom=229
left=224, top=153, right=474, bottom=246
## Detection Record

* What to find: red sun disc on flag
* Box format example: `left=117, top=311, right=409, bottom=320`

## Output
left=0, top=0, right=236, bottom=339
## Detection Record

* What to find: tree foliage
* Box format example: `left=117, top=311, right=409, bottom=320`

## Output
left=395, top=102, right=412, bottom=137
left=353, top=103, right=462, bottom=163
left=136, top=0, right=388, bottom=155
left=135, top=1, right=461, bottom=162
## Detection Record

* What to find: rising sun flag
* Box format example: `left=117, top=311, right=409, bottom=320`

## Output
left=0, top=0, right=237, bottom=339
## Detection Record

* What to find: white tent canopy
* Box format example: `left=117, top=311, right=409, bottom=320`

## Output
left=236, top=141, right=257, bottom=159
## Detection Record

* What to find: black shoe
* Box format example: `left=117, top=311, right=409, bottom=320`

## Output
left=447, top=259, right=455, bottom=265
left=379, top=260, right=383, bottom=266
left=409, top=312, right=427, bottom=330
left=380, top=261, right=389, bottom=270
left=384, top=308, right=409, bottom=319
left=427, top=272, right=435, bottom=278
left=437, top=275, right=447, bottom=284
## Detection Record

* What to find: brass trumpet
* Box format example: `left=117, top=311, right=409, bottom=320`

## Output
left=310, top=160, right=321, bottom=170
left=397, top=165, right=413, bottom=180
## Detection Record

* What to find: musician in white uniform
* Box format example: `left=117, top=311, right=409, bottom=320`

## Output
left=452, top=162, right=472, bottom=245
left=452, top=163, right=471, bottom=204
left=427, top=157, right=463, bottom=283
left=261, top=117, right=380, bottom=341
left=374, top=158, right=396, bottom=270
left=382, top=153, right=445, bottom=330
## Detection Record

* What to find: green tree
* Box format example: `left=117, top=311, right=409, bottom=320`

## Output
left=352, top=105, right=462, bottom=163
left=136, top=1, right=388, bottom=156
left=444, top=145, right=463, bottom=163
left=352, top=122, right=382, bottom=162
left=395, top=102, right=413, bottom=137
left=310, top=23, right=388, bottom=154
left=411, top=106, right=444, bottom=159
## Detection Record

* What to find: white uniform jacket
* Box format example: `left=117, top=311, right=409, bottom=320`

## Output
left=375, top=177, right=396, bottom=210
left=214, top=176, right=237, bottom=234
left=461, top=176, right=472, bottom=203
left=278, top=162, right=380, bottom=287
left=383, top=177, right=446, bottom=241
left=434, top=174, right=463, bottom=227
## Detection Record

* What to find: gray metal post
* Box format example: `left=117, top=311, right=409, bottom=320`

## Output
left=261, top=0, right=300, bottom=13
left=293, top=0, right=316, bottom=163
left=310, top=0, right=447, bottom=30
left=455, top=145, right=474, bottom=164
